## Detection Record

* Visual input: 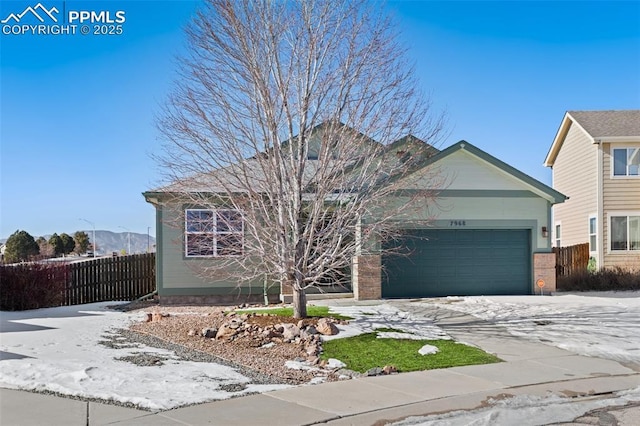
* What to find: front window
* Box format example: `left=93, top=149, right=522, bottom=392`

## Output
left=610, top=215, right=640, bottom=251
left=589, top=216, right=597, bottom=253
left=555, top=224, right=561, bottom=248
left=613, top=148, right=640, bottom=177
left=185, top=209, right=244, bottom=257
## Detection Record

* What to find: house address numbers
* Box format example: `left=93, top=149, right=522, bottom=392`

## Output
left=449, top=220, right=467, bottom=227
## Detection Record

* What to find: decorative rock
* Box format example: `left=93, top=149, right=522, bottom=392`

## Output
left=216, top=324, right=238, bottom=339
left=418, top=344, right=439, bottom=356
left=366, top=367, right=383, bottom=376
left=305, top=342, right=320, bottom=356
left=262, top=329, right=281, bottom=339
left=145, top=313, right=153, bottom=322
left=281, top=324, right=301, bottom=341
left=325, top=358, right=346, bottom=369
left=336, top=368, right=360, bottom=379
left=187, top=329, right=196, bottom=337
left=382, top=365, right=397, bottom=375
left=228, top=319, right=242, bottom=329
left=305, top=325, right=318, bottom=335
left=316, top=318, right=339, bottom=336
left=201, top=328, right=217, bottom=338
left=150, top=312, right=170, bottom=322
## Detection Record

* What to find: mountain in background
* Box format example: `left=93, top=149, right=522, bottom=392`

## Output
left=1, top=231, right=156, bottom=255
left=85, top=231, right=156, bottom=255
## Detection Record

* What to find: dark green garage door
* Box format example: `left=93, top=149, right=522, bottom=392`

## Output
left=382, top=229, right=531, bottom=298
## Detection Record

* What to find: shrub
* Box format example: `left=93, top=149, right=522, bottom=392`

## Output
left=558, top=266, right=640, bottom=292
left=0, top=263, right=69, bottom=310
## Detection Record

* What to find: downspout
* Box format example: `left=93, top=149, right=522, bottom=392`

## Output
left=596, top=140, right=604, bottom=270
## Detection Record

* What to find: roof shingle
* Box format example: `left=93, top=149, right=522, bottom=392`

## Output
left=568, top=110, right=640, bottom=138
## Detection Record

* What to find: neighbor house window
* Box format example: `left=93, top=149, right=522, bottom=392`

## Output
left=610, top=215, right=640, bottom=251
left=185, top=209, right=244, bottom=257
left=612, top=148, right=640, bottom=177
left=555, top=224, right=561, bottom=247
left=589, top=216, right=597, bottom=253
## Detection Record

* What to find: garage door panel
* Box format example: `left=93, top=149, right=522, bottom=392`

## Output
left=382, top=229, right=531, bottom=298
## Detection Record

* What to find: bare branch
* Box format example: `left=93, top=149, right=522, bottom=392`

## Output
left=155, top=0, right=447, bottom=318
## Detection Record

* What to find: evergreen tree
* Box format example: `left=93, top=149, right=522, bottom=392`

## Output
left=4, top=230, right=39, bottom=263
left=48, top=233, right=63, bottom=256
left=59, top=233, right=75, bottom=255
left=73, top=231, right=90, bottom=255
left=36, top=236, right=55, bottom=258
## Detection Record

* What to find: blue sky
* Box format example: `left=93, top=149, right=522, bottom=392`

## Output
left=1, top=0, right=639, bottom=239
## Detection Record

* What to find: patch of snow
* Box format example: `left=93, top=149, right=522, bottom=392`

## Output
left=377, top=331, right=427, bottom=340
left=428, top=292, right=640, bottom=363
left=327, top=304, right=450, bottom=341
left=326, top=358, right=346, bottom=369
left=418, top=344, right=439, bottom=355
left=284, top=360, right=323, bottom=372
left=391, top=386, right=640, bottom=426
left=0, top=302, right=289, bottom=410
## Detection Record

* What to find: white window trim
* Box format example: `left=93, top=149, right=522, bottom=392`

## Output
left=184, top=208, right=244, bottom=258
left=607, top=211, right=640, bottom=254
left=611, top=147, right=640, bottom=179
left=554, top=221, right=562, bottom=248
left=588, top=214, right=597, bottom=255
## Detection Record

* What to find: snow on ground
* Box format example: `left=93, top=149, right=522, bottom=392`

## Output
left=0, top=302, right=454, bottom=410
left=0, top=302, right=289, bottom=410
left=426, top=291, right=640, bottom=364
left=325, top=304, right=451, bottom=341
left=392, top=386, right=640, bottom=426
left=1, top=292, right=639, bottom=413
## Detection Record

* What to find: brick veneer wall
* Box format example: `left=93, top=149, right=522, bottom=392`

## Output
left=533, top=252, right=556, bottom=294
left=352, top=255, right=382, bottom=300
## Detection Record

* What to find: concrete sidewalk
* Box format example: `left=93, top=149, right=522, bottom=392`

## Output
left=2, top=301, right=639, bottom=425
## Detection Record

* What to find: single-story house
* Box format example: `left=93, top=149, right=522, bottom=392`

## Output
left=144, top=126, right=565, bottom=304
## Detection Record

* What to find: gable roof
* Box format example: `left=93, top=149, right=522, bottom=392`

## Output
left=404, top=140, right=567, bottom=204
left=144, top=122, right=438, bottom=198
left=544, top=110, right=640, bottom=167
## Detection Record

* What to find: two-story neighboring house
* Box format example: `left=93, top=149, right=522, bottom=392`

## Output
left=544, top=110, right=640, bottom=270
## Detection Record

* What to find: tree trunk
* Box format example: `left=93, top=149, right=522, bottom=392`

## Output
left=292, top=284, right=307, bottom=319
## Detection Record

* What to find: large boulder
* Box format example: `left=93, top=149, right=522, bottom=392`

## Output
left=280, top=323, right=301, bottom=342
left=216, top=323, right=238, bottom=339
left=316, top=318, right=339, bottom=336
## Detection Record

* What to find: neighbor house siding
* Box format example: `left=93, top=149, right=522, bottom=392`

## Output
left=551, top=123, right=598, bottom=248
left=602, top=142, right=640, bottom=269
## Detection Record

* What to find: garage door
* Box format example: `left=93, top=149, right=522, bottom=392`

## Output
left=382, top=229, right=531, bottom=298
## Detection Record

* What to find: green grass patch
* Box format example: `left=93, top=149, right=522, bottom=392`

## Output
left=321, top=333, right=501, bottom=373
left=374, top=327, right=403, bottom=333
left=234, top=305, right=352, bottom=321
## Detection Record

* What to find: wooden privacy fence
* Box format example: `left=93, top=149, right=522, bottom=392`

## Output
left=65, top=253, right=156, bottom=305
left=552, top=243, right=589, bottom=277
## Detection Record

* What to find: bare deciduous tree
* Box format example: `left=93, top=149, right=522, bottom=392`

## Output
left=157, top=0, right=445, bottom=318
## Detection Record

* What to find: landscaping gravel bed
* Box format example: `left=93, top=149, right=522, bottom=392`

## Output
left=125, top=302, right=343, bottom=385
